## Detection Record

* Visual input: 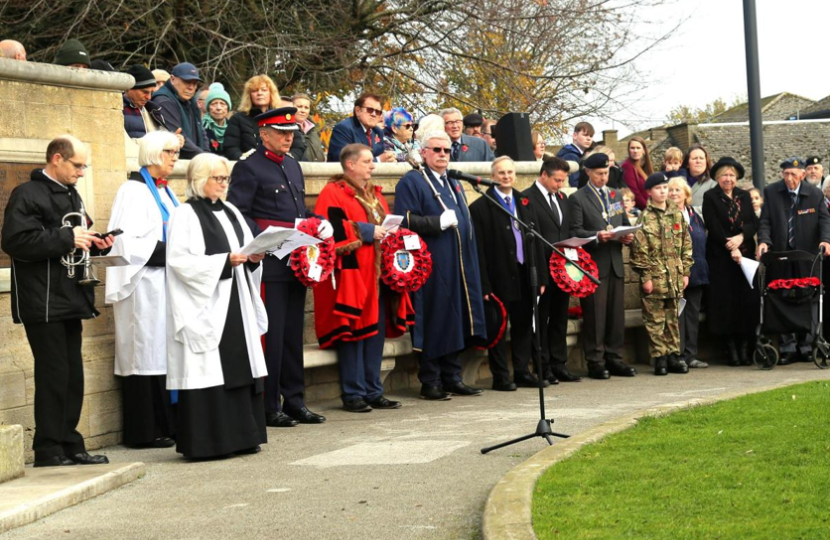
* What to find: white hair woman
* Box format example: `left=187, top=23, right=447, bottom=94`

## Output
left=105, top=130, right=182, bottom=449
left=415, top=114, right=445, bottom=146
left=165, top=153, right=269, bottom=459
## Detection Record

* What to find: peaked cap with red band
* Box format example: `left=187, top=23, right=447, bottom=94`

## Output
left=255, top=106, right=300, bottom=131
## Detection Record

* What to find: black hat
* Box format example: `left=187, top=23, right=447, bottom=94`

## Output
left=469, top=294, right=507, bottom=350
left=710, top=156, right=745, bottom=179
left=806, top=156, right=822, bottom=166
left=124, top=66, right=157, bottom=89
left=780, top=157, right=804, bottom=170
left=54, top=38, right=90, bottom=67
left=255, top=107, right=300, bottom=131
left=463, top=113, right=484, bottom=127
left=583, top=152, right=610, bottom=169
left=644, top=172, right=669, bottom=190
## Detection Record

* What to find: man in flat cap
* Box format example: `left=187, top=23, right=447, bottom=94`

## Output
left=804, top=156, right=826, bottom=188
left=463, top=113, right=484, bottom=138
left=150, top=62, right=208, bottom=158
left=122, top=65, right=184, bottom=148
left=441, top=108, right=494, bottom=162
left=569, top=153, right=637, bottom=379
left=758, top=157, right=830, bottom=364
left=228, top=107, right=333, bottom=427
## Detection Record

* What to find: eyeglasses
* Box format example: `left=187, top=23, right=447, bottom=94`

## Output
left=163, top=149, right=181, bottom=157
left=445, top=120, right=463, bottom=126
left=66, top=159, right=88, bottom=171
left=426, top=147, right=451, bottom=155
left=401, top=123, right=414, bottom=129
left=209, top=176, right=231, bottom=185
left=361, top=106, right=383, bottom=116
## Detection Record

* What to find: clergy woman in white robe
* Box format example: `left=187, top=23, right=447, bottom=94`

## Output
left=166, top=152, right=269, bottom=459
left=106, top=131, right=180, bottom=448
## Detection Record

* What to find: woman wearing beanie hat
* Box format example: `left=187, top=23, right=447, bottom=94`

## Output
left=54, top=38, right=90, bottom=68
left=202, top=82, right=232, bottom=155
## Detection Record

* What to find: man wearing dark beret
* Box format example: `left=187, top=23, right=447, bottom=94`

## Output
left=804, top=156, right=826, bottom=188
left=569, top=153, right=637, bottom=379
left=758, top=157, right=830, bottom=364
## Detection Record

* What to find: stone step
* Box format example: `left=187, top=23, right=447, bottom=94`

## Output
left=0, top=425, right=23, bottom=485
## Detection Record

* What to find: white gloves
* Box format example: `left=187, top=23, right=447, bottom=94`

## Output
left=440, top=210, right=459, bottom=230
left=318, top=219, right=334, bottom=240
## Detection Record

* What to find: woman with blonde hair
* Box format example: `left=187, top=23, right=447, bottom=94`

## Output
left=621, top=136, right=654, bottom=209
left=224, top=74, right=280, bottom=160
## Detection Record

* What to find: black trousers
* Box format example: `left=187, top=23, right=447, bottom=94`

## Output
left=488, top=267, right=534, bottom=382
left=418, top=351, right=463, bottom=387
left=120, top=375, right=176, bottom=446
left=263, top=280, right=307, bottom=413
left=24, top=319, right=87, bottom=461
left=538, top=282, right=570, bottom=373
left=679, top=285, right=704, bottom=361
left=579, top=273, right=625, bottom=365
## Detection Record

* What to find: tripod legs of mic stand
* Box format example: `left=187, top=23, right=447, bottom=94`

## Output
left=480, top=419, right=569, bottom=454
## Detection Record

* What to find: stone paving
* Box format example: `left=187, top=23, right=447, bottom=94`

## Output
left=4, top=362, right=830, bottom=540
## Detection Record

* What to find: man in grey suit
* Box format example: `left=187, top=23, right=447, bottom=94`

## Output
left=442, top=108, right=495, bottom=162
left=569, top=153, right=637, bottom=379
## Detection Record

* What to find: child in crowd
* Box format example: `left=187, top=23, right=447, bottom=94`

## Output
left=662, top=147, right=686, bottom=175
left=620, top=187, right=640, bottom=225
left=749, top=187, right=763, bottom=218
left=630, top=172, right=693, bottom=377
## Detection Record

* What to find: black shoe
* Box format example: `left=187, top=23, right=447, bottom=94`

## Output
left=151, top=437, right=176, bottom=448
left=587, top=364, right=610, bottom=379
left=492, top=378, right=517, bottom=391
left=606, top=359, right=637, bottom=377
left=514, top=372, right=549, bottom=388
left=284, top=406, right=326, bottom=424
left=420, top=384, right=451, bottom=401
left=236, top=445, right=261, bottom=455
left=34, top=455, right=75, bottom=467
left=343, top=399, right=372, bottom=413
left=726, top=338, right=741, bottom=366
left=444, top=381, right=484, bottom=396
left=653, top=356, right=667, bottom=376
left=266, top=411, right=298, bottom=428
left=739, top=339, right=753, bottom=366
left=666, top=355, right=689, bottom=374
left=67, top=452, right=109, bottom=465
left=367, top=396, right=402, bottom=409
left=778, top=352, right=797, bottom=366
left=552, top=366, right=582, bottom=382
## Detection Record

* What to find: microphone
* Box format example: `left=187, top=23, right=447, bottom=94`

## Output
left=446, top=169, right=499, bottom=187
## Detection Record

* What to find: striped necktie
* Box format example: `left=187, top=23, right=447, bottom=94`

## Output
left=788, top=191, right=797, bottom=248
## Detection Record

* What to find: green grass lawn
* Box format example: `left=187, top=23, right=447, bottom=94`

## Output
left=532, top=381, right=830, bottom=540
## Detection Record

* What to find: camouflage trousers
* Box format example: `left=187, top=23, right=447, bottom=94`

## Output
left=641, top=296, right=681, bottom=358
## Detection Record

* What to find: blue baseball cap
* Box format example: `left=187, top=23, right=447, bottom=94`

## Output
left=170, top=62, right=202, bottom=82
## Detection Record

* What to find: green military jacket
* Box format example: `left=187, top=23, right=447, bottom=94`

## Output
left=630, top=200, right=693, bottom=299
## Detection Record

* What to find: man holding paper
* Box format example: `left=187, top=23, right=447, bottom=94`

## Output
left=227, top=106, right=333, bottom=427
left=568, top=153, right=637, bottom=379
left=313, top=144, right=413, bottom=412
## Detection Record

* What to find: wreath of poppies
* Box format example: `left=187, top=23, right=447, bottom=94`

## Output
left=549, top=248, right=599, bottom=298
left=474, top=294, right=508, bottom=350
left=289, top=217, right=335, bottom=288
left=768, top=277, right=820, bottom=290
left=380, top=228, right=433, bottom=293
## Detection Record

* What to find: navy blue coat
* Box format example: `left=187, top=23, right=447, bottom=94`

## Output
left=326, top=115, right=385, bottom=162
left=556, top=143, right=583, bottom=187
left=451, top=134, right=494, bottom=162
left=686, top=206, right=709, bottom=287
left=150, top=81, right=208, bottom=159
left=394, top=169, right=486, bottom=360
left=227, top=146, right=318, bottom=282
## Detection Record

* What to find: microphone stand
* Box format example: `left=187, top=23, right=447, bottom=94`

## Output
left=470, top=183, right=599, bottom=454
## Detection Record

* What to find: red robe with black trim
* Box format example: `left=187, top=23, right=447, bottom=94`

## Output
left=314, top=178, right=414, bottom=349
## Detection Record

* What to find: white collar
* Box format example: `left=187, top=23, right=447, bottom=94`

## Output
left=493, top=187, right=514, bottom=204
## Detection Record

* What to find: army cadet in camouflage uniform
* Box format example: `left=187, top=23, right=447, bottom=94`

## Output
left=630, top=172, right=694, bottom=376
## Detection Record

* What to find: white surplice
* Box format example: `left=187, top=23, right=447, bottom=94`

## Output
left=105, top=180, right=178, bottom=376
left=165, top=201, right=268, bottom=390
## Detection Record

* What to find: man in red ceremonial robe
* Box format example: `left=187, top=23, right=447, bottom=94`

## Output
left=314, top=143, right=414, bottom=412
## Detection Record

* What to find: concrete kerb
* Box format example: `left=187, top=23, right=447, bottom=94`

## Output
left=481, top=381, right=799, bottom=540
left=0, top=462, right=145, bottom=534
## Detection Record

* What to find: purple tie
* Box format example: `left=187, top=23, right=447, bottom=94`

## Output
left=505, top=196, right=524, bottom=264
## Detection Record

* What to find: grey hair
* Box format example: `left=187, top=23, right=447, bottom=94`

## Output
left=420, top=130, right=451, bottom=148
left=415, top=114, right=444, bottom=144
left=138, top=131, right=181, bottom=168
left=186, top=153, right=230, bottom=199
left=491, top=155, right=514, bottom=174
left=439, top=107, right=463, bottom=119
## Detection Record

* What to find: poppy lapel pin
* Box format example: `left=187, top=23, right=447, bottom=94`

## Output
left=521, top=197, right=529, bottom=206
left=461, top=144, right=469, bottom=153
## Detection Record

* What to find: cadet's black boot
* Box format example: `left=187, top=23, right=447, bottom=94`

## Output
left=726, top=338, right=741, bottom=367
left=738, top=338, right=753, bottom=366
left=667, top=354, right=689, bottom=374
left=653, top=356, right=668, bottom=376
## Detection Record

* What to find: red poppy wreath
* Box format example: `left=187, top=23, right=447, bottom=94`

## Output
left=380, top=228, right=433, bottom=293
left=289, top=217, right=336, bottom=287
left=549, top=248, right=599, bottom=298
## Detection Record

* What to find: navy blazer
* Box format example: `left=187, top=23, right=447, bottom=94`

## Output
left=758, top=179, right=830, bottom=253
left=451, top=134, right=494, bottom=162
left=326, top=115, right=385, bottom=162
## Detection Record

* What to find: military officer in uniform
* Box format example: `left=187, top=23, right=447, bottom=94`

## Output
left=227, top=107, right=333, bottom=427
left=569, top=153, right=637, bottom=379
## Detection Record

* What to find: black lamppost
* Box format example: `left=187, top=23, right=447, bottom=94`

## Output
left=744, top=0, right=765, bottom=189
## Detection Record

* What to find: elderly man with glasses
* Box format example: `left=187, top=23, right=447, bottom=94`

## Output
left=327, top=92, right=397, bottom=163
left=393, top=131, right=487, bottom=401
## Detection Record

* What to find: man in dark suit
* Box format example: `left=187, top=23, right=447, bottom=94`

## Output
left=327, top=92, right=397, bottom=163
left=524, top=157, right=582, bottom=383
left=569, top=153, right=637, bottom=379
left=757, top=157, right=830, bottom=363
left=441, top=108, right=495, bottom=162
left=470, top=157, right=548, bottom=390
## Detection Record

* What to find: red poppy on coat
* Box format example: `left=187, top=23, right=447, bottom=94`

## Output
left=461, top=145, right=469, bottom=152
left=521, top=197, right=530, bottom=206
left=673, top=223, right=681, bottom=231
left=211, top=140, right=219, bottom=150
left=610, top=190, right=616, bottom=199
left=375, top=135, right=381, bottom=144
left=558, top=192, right=564, bottom=200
